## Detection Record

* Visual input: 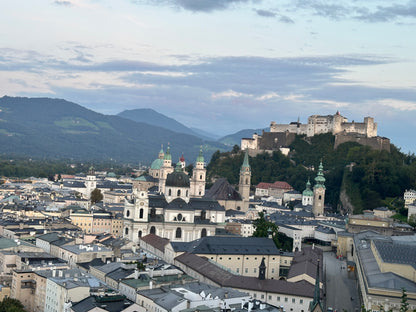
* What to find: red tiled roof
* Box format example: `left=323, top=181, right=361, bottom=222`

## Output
left=256, top=182, right=273, bottom=189
left=271, top=181, right=293, bottom=190
left=256, top=181, right=293, bottom=190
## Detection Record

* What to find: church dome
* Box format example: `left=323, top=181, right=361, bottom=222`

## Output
left=302, top=179, right=313, bottom=196
left=166, top=170, right=190, bottom=188
left=150, top=158, right=163, bottom=170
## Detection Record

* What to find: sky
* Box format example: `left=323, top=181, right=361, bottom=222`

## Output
left=1, top=0, right=416, bottom=153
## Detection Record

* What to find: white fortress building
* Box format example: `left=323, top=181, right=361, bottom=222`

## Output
left=268, top=111, right=377, bottom=138
left=241, top=112, right=386, bottom=153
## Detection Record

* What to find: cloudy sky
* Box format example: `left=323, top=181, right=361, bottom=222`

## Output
left=1, top=0, right=416, bottom=153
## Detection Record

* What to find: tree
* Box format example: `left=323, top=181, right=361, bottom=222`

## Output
left=400, top=288, right=409, bottom=312
left=0, top=298, right=26, bottom=312
left=90, top=188, right=103, bottom=204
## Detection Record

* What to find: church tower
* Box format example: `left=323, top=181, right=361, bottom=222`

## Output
left=190, top=147, right=206, bottom=197
left=123, top=188, right=149, bottom=243
left=239, top=150, right=251, bottom=201
left=313, top=161, right=326, bottom=217
left=158, top=146, right=174, bottom=194
left=302, top=179, right=314, bottom=206
left=85, top=166, right=97, bottom=202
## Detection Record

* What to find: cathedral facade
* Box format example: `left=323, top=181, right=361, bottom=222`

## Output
left=124, top=159, right=225, bottom=243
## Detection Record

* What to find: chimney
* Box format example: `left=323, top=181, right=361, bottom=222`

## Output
left=149, top=280, right=153, bottom=289
left=52, top=269, right=56, bottom=277
left=134, top=269, right=139, bottom=279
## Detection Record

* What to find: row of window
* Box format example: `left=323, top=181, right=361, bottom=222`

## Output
left=252, top=293, right=305, bottom=305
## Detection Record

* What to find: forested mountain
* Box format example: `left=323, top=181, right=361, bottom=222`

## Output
left=118, top=108, right=216, bottom=140
left=0, top=96, right=225, bottom=164
left=207, top=134, right=416, bottom=214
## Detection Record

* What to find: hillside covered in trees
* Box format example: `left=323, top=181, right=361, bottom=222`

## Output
left=206, top=134, right=416, bottom=214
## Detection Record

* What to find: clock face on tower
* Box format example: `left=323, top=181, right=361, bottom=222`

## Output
left=139, top=201, right=144, bottom=206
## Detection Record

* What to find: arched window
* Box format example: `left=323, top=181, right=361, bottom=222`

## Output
left=245, top=178, right=248, bottom=184
left=138, top=230, right=142, bottom=238
left=177, top=190, right=181, bottom=196
left=150, top=226, right=156, bottom=235
left=126, top=210, right=130, bottom=217
left=150, top=207, right=156, bottom=218
left=168, top=189, right=172, bottom=196
left=186, top=190, right=188, bottom=197
left=175, top=227, right=182, bottom=238
left=139, top=208, right=144, bottom=219
left=201, top=210, right=206, bottom=220
left=200, top=174, right=203, bottom=180
left=201, top=228, right=207, bottom=238
left=125, top=228, right=129, bottom=235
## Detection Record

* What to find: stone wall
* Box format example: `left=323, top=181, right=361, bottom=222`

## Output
left=334, top=133, right=390, bottom=152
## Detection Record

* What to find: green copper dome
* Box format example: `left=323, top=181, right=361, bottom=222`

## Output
left=314, top=161, right=326, bottom=189
left=150, top=158, right=163, bottom=170
left=196, top=147, right=204, bottom=163
left=302, top=179, right=314, bottom=196
left=164, top=146, right=172, bottom=161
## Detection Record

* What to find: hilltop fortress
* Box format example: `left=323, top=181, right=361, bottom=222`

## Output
left=241, top=112, right=390, bottom=154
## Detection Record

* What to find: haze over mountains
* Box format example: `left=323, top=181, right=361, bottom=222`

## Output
left=0, top=96, right=234, bottom=164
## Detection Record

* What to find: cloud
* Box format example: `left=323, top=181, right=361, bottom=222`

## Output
left=2, top=47, right=416, bottom=150
left=355, top=2, right=416, bottom=22
left=138, top=0, right=257, bottom=12
left=54, top=0, right=73, bottom=6
left=255, top=9, right=276, bottom=17
left=377, top=99, right=416, bottom=111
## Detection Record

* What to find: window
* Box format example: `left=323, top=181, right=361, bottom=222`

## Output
left=292, top=298, right=295, bottom=303
left=285, top=297, right=288, bottom=302
left=236, top=268, right=239, bottom=273
left=245, top=268, right=248, bottom=273
left=150, top=226, right=156, bottom=235
left=219, top=257, right=223, bottom=260
left=229, top=257, right=231, bottom=260
left=201, top=228, right=207, bottom=238
left=168, top=189, right=172, bottom=196
left=277, top=297, right=280, bottom=301
left=268, top=295, right=272, bottom=300
left=126, top=210, right=130, bottom=217
left=261, top=294, right=264, bottom=299
left=254, top=268, right=257, bottom=273
left=271, top=268, right=275, bottom=273
left=139, top=208, right=144, bottom=219
left=177, top=190, right=181, bottom=196
left=300, top=299, right=303, bottom=304
left=125, top=228, right=129, bottom=235
left=175, top=227, right=182, bottom=238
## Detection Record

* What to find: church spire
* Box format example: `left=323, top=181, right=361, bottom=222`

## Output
left=309, top=259, right=323, bottom=311
left=241, top=149, right=250, bottom=170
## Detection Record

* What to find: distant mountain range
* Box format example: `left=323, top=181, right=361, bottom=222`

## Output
left=117, top=108, right=219, bottom=141
left=0, top=96, right=229, bottom=164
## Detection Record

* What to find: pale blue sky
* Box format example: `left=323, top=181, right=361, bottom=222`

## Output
left=1, top=0, right=415, bottom=153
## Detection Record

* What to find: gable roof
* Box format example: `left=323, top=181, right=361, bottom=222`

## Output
left=205, top=178, right=242, bottom=201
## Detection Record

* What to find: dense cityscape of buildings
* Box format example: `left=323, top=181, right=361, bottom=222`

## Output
left=0, top=123, right=415, bottom=311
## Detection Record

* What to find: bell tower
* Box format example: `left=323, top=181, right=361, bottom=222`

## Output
left=191, top=147, right=206, bottom=197
left=313, top=161, right=326, bottom=217
left=239, top=150, right=251, bottom=201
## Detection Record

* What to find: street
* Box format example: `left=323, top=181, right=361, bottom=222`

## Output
left=324, top=251, right=361, bottom=312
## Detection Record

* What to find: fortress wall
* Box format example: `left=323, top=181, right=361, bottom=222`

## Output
left=334, top=134, right=390, bottom=152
